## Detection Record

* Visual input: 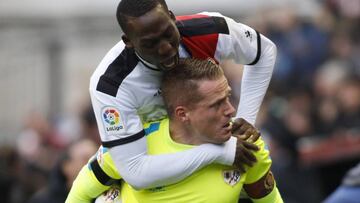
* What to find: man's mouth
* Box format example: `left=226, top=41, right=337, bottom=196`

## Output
left=161, top=60, right=175, bottom=68
left=160, top=55, right=179, bottom=70
left=223, top=121, right=233, bottom=129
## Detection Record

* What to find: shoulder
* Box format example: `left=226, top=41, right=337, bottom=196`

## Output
left=143, top=119, right=166, bottom=136
left=90, top=43, right=140, bottom=97
left=176, top=12, right=229, bottom=37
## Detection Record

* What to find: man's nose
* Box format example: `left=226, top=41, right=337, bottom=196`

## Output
left=224, top=100, right=236, bottom=117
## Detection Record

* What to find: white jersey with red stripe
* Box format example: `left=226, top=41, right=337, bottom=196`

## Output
left=89, top=12, right=276, bottom=189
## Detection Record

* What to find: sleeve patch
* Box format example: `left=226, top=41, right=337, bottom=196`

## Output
left=101, top=106, right=125, bottom=135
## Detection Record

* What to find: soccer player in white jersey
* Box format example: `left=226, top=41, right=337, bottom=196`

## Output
left=68, top=58, right=282, bottom=203
left=82, top=0, right=275, bottom=192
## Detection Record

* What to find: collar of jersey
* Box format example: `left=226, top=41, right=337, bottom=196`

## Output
left=135, top=43, right=191, bottom=72
left=135, top=52, right=162, bottom=71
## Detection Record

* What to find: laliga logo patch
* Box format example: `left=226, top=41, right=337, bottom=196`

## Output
left=223, top=170, right=241, bottom=186
left=102, top=107, right=124, bottom=135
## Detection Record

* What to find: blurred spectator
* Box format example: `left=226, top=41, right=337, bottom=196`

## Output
left=312, top=60, right=349, bottom=135
left=262, top=89, right=324, bottom=203
left=265, top=7, right=331, bottom=92
left=246, top=2, right=360, bottom=201
left=27, top=139, right=97, bottom=203
left=0, top=146, right=20, bottom=203
left=323, top=162, right=360, bottom=203
left=14, top=111, right=66, bottom=202
left=326, top=0, right=360, bottom=19
left=81, top=105, right=101, bottom=145
left=335, top=76, right=360, bottom=131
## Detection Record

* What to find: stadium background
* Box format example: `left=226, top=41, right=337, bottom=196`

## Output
left=0, top=0, right=359, bottom=202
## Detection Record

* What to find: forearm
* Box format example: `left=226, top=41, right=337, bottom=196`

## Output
left=66, top=165, right=110, bottom=203
left=109, top=136, right=237, bottom=189
left=250, top=182, right=283, bottom=203
left=236, top=35, right=277, bottom=125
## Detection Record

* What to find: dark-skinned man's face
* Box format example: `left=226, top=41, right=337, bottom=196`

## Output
left=123, top=4, right=180, bottom=70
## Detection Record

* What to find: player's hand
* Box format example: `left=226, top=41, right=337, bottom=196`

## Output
left=233, top=135, right=259, bottom=173
left=231, top=118, right=261, bottom=143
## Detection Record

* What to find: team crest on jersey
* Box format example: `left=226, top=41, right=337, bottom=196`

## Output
left=101, top=107, right=124, bottom=135
left=223, top=170, right=241, bottom=186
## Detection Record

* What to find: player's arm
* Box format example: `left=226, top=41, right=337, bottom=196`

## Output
left=206, top=12, right=277, bottom=125
left=66, top=145, right=124, bottom=203
left=90, top=90, right=237, bottom=190
left=241, top=136, right=283, bottom=203
left=65, top=157, right=111, bottom=203
left=244, top=171, right=283, bottom=203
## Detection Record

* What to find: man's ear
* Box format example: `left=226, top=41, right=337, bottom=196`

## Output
left=122, top=35, right=133, bottom=49
left=169, top=10, right=176, bottom=21
left=174, top=106, right=189, bottom=122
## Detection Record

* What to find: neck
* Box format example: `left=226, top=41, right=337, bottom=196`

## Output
left=169, top=120, right=203, bottom=145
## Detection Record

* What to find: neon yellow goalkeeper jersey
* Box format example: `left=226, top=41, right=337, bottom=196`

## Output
left=67, top=118, right=272, bottom=203
left=116, top=118, right=272, bottom=203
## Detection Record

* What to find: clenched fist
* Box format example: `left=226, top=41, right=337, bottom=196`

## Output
left=231, top=118, right=261, bottom=172
left=232, top=118, right=261, bottom=142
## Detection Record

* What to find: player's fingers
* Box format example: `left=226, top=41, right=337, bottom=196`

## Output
left=243, top=141, right=259, bottom=151
left=239, top=123, right=251, bottom=133
left=234, top=151, right=254, bottom=168
left=231, top=121, right=244, bottom=134
left=241, top=145, right=257, bottom=163
left=242, top=128, right=261, bottom=143
left=231, top=118, right=248, bottom=134
left=233, top=162, right=245, bottom=173
left=234, top=143, right=257, bottom=166
left=248, top=130, right=261, bottom=143
left=238, top=130, right=252, bottom=141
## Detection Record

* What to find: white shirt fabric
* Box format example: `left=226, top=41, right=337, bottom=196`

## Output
left=89, top=12, right=276, bottom=189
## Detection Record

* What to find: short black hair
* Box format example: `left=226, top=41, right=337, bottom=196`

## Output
left=116, top=0, right=168, bottom=33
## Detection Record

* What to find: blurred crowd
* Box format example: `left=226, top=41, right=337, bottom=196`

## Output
left=246, top=0, right=360, bottom=202
left=0, top=106, right=100, bottom=203
left=0, top=0, right=359, bottom=203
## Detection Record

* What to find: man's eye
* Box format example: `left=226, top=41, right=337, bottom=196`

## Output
left=212, top=101, right=222, bottom=109
left=143, top=42, right=156, bottom=48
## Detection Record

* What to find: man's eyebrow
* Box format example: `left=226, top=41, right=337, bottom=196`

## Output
left=139, top=25, right=172, bottom=42
left=209, top=88, right=232, bottom=107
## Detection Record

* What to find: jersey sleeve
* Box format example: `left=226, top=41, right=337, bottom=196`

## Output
left=203, top=12, right=277, bottom=125
left=90, top=86, right=145, bottom=147
left=244, top=137, right=272, bottom=184
left=89, top=51, right=237, bottom=189
left=109, top=135, right=237, bottom=189
left=65, top=163, right=111, bottom=203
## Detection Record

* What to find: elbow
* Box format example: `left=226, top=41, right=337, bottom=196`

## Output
left=260, top=35, right=277, bottom=62
left=270, top=40, right=277, bottom=59
left=261, top=38, right=277, bottom=69
left=266, top=39, right=277, bottom=62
